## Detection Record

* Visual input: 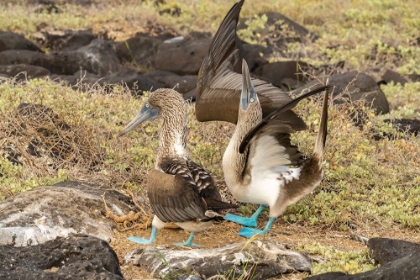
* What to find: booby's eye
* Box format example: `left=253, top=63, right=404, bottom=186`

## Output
left=145, top=103, right=150, bottom=108
left=250, top=98, right=255, bottom=103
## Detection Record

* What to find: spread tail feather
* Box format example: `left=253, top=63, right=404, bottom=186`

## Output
left=313, top=81, right=329, bottom=159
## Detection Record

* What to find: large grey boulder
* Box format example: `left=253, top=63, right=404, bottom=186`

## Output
left=125, top=240, right=312, bottom=279
left=0, top=181, right=138, bottom=246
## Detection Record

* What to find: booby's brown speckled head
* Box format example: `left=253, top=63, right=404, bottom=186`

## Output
left=118, top=88, right=186, bottom=137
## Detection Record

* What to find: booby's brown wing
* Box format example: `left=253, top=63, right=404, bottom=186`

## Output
left=196, top=0, right=293, bottom=124
left=186, top=160, right=221, bottom=200
left=156, top=157, right=237, bottom=218
left=147, top=169, right=207, bottom=223
left=159, top=157, right=219, bottom=198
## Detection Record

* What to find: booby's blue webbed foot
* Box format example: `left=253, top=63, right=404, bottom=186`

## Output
left=238, top=217, right=275, bottom=238
left=127, top=226, right=157, bottom=245
left=174, top=232, right=201, bottom=247
left=224, top=205, right=265, bottom=227
left=224, top=214, right=258, bottom=227
left=238, top=227, right=266, bottom=238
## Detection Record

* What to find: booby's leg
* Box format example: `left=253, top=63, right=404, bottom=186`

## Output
left=127, top=226, right=157, bottom=245
left=224, top=205, right=265, bottom=227
left=238, top=217, right=275, bottom=238
left=175, top=232, right=201, bottom=247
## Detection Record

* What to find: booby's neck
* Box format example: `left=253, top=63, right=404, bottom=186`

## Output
left=156, top=105, right=189, bottom=167
left=223, top=104, right=262, bottom=185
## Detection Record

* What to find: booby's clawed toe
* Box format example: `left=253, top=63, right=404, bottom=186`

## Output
left=238, top=227, right=267, bottom=238
left=224, top=213, right=258, bottom=227
left=127, top=236, right=156, bottom=245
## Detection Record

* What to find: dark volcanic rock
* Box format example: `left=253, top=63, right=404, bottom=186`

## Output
left=383, top=118, right=420, bottom=136
left=253, top=61, right=310, bottom=88
left=49, top=73, right=101, bottom=90
left=368, top=237, right=420, bottom=265
left=238, top=41, right=272, bottom=71
left=104, top=69, right=164, bottom=93
left=0, top=234, right=124, bottom=280
left=381, top=69, right=408, bottom=85
left=145, top=70, right=197, bottom=94
left=0, top=31, right=42, bottom=52
left=0, top=64, right=50, bottom=80
left=154, top=37, right=211, bottom=75
left=45, top=30, right=96, bottom=51
left=0, top=50, right=51, bottom=67
left=299, top=71, right=390, bottom=114
left=0, top=181, right=138, bottom=246
left=115, top=33, right=163, bottom=69
left=238, top=11, right=317, bottom=52
left=305, top=252, right=420, bottom=280
left=49, top=39, right=121, bottom=76
left=0, top=39, right=120, bottom=76
left=125, top=240, right=311, bottom=280
left=408, top=73, right=420, bottom=82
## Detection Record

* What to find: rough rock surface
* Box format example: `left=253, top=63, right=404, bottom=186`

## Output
left=154, top=37, right=211, bottom=75
left=0, top=234, right=124, bottom=280
left=103, top=68, right=164, bottom=93
left=380, top=69, right=408, bottom=86
left=0, top=39, right=120, bottom=77
left=305, top=252, right=420, bottom=280
left=125, top=240, right=312, bottom=279
left=383, top=118, right=420, bottom=136
left=299, top=71, right=390, bottom=114
left=0, top=50, right=51, bottom=67
left=0, top=31, right=42, bottom=52
left=115, top=33, right=163, bottom=68
left=0, top=64, right=50, bottom=80
left=145, top=70, right=197, bottom=94
left=49, top=39, right=121, bottom=76
left=0, top=181, right=138, bottom=246
left=368, top=237, right=420, bottom=265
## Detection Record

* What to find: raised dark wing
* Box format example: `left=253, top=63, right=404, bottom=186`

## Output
left=196, top=0, right=293, bottom=124
left=147, top=169, right=207, bottom=223
left=239, top=85, right=330, bottom=153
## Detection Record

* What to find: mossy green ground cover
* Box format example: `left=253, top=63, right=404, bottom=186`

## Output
left=1, top=0, right=419, bottom=277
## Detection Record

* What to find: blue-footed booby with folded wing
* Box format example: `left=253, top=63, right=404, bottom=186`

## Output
left=222, top=59, right=329, bottom=238
left=118, top=89, right=237, bottom=246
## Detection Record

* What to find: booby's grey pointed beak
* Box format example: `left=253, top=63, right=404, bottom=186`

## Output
left=240, top=59, right=257, bottom=111
left=118, top=104, right=158, bottom=137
